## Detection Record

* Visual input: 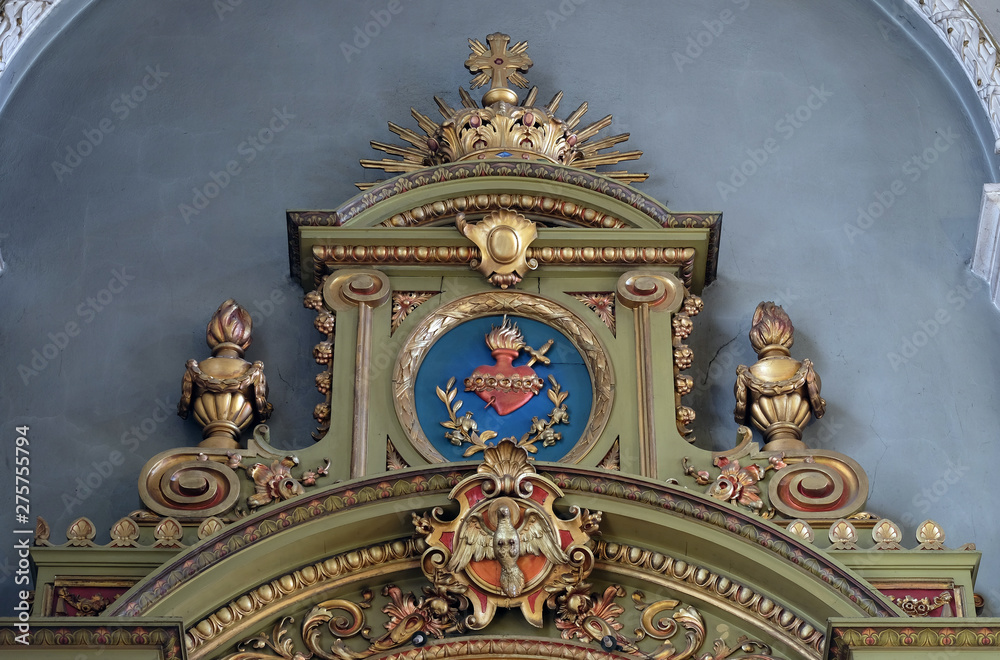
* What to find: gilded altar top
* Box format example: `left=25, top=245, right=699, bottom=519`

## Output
left=358, top=32, right=647, bottom=188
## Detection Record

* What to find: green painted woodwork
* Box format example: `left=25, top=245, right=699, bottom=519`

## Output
left=291, top=162, right=718, bottom=291
left=0, top=618, right=184, bottom=659
left=830, top=549, right=981, bottom=617
left=30, top=547, right=181, bottom=617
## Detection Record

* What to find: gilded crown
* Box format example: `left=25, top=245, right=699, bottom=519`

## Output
left=359, top=32, right=647, bottom=188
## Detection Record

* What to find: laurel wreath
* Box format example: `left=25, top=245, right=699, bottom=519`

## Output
left=437, top=375, right=570, bottom=457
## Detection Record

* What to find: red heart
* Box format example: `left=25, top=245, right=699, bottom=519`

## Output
left=468, top=349, right=541, bottom=416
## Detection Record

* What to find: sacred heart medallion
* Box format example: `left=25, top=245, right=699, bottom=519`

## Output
left=464, top=317, right=548, bottom=415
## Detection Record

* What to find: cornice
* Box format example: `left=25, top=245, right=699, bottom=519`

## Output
left=904, top=0, right=1000, bottom=152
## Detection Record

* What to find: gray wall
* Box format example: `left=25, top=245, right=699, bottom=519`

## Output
left=2, top=0, right=999, bottom=615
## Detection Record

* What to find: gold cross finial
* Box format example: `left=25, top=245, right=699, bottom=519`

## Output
left=465, top=33, right=532, bottom=106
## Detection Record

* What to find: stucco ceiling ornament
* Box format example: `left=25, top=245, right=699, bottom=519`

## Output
left=358, top=32, right=646, bottom=188
left=0, top=0, right=58, bottom=75
left=413, top=439, right=601, bottom=629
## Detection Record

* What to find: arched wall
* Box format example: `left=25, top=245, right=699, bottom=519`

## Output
left=2, top=0, right=1000, bottom=616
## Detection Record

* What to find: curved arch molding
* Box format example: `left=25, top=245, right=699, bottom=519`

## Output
left=903, top=0, right=1000, bottom=153
left=106, top=465, right=897, bottom=627
left=287, top=160, right=721, bottom=289
left=0, top=0, right=58, bottom=76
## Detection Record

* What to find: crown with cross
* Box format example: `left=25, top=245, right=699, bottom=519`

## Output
left=358, top=32, right=647, bottom=189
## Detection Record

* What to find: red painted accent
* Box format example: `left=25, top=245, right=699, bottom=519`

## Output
left=470, top=349, right=538, bottom=415
left=559, top=529, right=573, bottom=549
left=466, top=486, right=484, bottom=508
left=470, top=585, right=488, bottom=611
left=52, top=585, right=130, bottom=617
left=441, top=531, right=454, bottom=552
left=517, top=554, right=548, bottom=582
left=776, top=480, right=849, bottom=512
left=529, top=488, right=548, bottom=504
left=878, top=587, right=957, bottom=617
left=528, top=590, right=541, bottom=610
left=469, top=560, right=502, bottom=588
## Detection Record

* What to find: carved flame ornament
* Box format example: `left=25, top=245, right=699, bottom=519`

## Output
left=734, top=302, right=825, bottom=451
left=178, top=299, right=272, bottom=449
left=414, top=440, right=601, bottom=629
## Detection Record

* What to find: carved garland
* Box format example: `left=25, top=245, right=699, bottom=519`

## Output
left=222, top=592, right=784, bottom=660
left=305, top=289, right=334, bottom=439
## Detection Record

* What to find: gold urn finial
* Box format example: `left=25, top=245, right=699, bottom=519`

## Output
left=178, top=299, right=273, bottom=449
left=734, top=302, right=825, bottom=452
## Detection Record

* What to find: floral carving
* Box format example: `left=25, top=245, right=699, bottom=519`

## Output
left=56, top=588, right=114, bottom=617
left=391, top=291, right=438, bottom=333
left=570, top=292, right=616, bottom=334
left=682, top=455, right=786, bottom=517
left=553, top=584, right=625, bottom=642
left=229, top=454, right=331, bottom=509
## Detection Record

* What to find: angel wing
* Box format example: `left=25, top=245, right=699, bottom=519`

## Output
left=446, top=513, right=494, bottom=572
left=518, top=510, right=569, bottom=564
